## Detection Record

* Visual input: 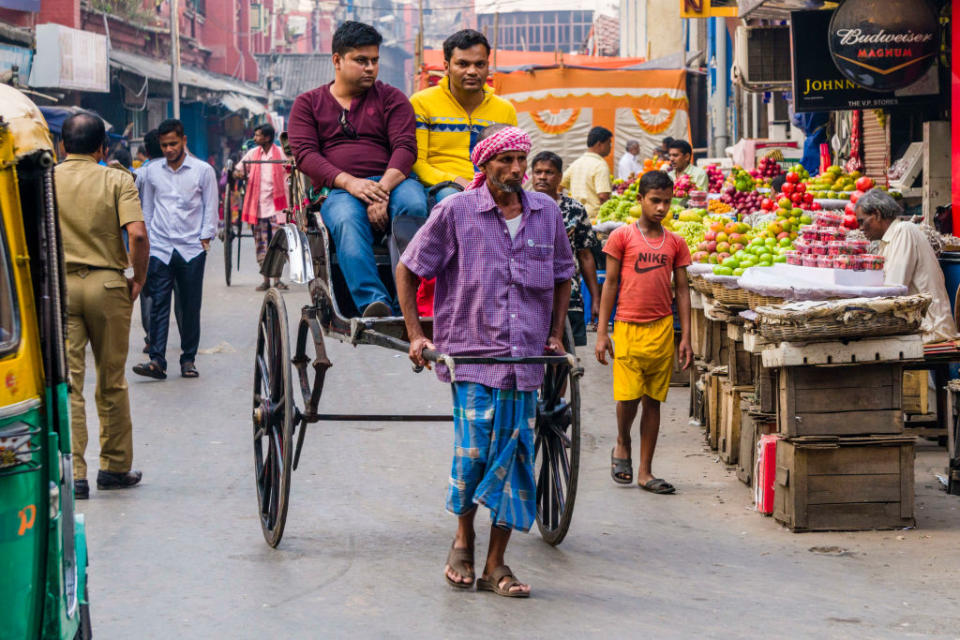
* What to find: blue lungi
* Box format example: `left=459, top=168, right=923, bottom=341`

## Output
left=447, top=382, right=537, bottom=532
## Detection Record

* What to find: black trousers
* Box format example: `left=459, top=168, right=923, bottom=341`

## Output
left=147, top=251, right=205, bottom=370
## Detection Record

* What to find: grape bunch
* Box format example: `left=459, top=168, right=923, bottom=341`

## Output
left=672, top=220, right=705, bottom=253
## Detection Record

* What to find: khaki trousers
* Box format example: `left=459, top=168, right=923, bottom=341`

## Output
left=66, top=267, right=134, bottom=479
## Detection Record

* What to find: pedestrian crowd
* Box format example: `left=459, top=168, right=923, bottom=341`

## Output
left=56, top=19, right=698, bottom=598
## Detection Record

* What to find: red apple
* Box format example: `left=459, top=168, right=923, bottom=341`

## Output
left=843, top=214, right=858, bottom=230
left=786, top=171, right=799, bottom=183
left=704, top=230, right=717, bottom=241
left=776, top=231, right=790, bottom=240
left=782, top=183, right=795, bottom=196
left=731, top=243, right=745, bottom=253
left=849, top=190, right=863, bottom=205
left=794, top=182, right=806, bottom=193
left=803, top=192, right=815, bottom=205
left=717, top=252, right=731, bottom=262
left=810, top=202, right=822, bottom=211
left=706, top=240, right=717, bottom=253
left=855, top=176, right=874, bottom=192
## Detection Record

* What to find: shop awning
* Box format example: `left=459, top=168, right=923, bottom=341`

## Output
left=739, top=0, right=839, bottom=20
left=218, top=92, right=267, bottom=115
left=109, top=49, right=267, bottom=101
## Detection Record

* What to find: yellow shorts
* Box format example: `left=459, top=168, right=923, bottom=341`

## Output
left=612, top=316, right=675, bottom=403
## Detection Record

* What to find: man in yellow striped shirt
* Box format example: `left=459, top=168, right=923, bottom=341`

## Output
left=410, top=30, right=517, bottom=201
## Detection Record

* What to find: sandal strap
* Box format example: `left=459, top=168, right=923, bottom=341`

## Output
left=490, top=565, right=514, bottom=584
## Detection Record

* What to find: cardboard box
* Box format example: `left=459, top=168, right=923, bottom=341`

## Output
left=774, top=435, right=915, bottom=532
left=778, top=364, right=904, bottom=437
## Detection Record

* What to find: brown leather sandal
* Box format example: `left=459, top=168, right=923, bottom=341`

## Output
left=444, top=541, right=475, bottom=589
left=476, top=565, right=530, bottom=598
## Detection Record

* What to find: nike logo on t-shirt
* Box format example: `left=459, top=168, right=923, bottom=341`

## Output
left=634, top=263, right=664, bottom=274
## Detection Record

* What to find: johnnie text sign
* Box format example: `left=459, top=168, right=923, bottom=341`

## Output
left=790, top=9, right=939, bottom=112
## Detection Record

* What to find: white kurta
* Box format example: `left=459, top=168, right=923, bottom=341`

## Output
left=617, top=151, right=641, bottom=181
left=879, top=220, right=958, bottom=342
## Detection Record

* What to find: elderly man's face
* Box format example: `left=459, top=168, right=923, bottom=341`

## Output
left=855, top=207, right=885, bottom=241
left=483, top=150, right=527, bottom=193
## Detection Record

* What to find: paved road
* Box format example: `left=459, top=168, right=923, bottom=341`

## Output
left=78, top=240, right=960, bottom=639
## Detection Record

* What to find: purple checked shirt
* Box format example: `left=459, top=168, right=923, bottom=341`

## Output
left=401, top=187, right=575, bottom=391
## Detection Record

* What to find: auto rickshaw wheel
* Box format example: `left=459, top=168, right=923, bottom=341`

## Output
left=534, top=320, right=581, bottom=546
left=252, top=288, right=294, bottom=547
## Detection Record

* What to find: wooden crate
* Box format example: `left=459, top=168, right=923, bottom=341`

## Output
left=902, top=370, right=929, bottom=415
left=671, top=334, right=690, bottom=387
left=737, top=409, right=777, bottom=486
left=720, top=383, right=753, bottom=465
left=727, top=339, right=754, bottom=387
left=706, top=320, right=729, bottom=368
left=773, top=435, right=915, bottom=532
left=755, top=360, right=777, bottom=414
left=691, top=308, right=708, bottom=359
left=778, top=364, right=904, bottom=437
left=706, top=373, right=726, bottom=450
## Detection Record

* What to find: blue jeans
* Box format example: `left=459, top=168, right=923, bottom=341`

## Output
left=430, top=185, right=462, bottom=205
left=320, top=176, right=427, bottom=312
left=146, top=251, right=205, bottom=370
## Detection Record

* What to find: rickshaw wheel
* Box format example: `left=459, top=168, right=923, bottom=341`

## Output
left=223, top=203, right=234, bottom=286
left=534, top=320, right=580, bottom=546
left=252, top=288, right=294, bottom=547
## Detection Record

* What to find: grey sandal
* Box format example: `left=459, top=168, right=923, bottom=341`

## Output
left=640, top=478, right=676, bottom=494
left=477, top=565, right=530, bottom=598
left=611, top=448, right=633, bottom=485
left=444, top=541, right=475, bottom=589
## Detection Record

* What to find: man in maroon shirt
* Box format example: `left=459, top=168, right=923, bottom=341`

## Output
left=288, top=21, right=427, bottom=317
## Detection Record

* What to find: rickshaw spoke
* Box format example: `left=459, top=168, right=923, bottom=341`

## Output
left=256, top=355, right=272, bottom=398
left=548, top=438, right=566, bottom=515
left=554, top=434, right=571, bottom=483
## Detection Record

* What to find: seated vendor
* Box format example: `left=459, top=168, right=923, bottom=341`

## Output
left=288, top=21, right=427, bottom=317
left=855, top=188, right=958, bottom=342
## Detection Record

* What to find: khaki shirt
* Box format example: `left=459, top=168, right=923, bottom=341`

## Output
left=54, top=155, right=143, bottom=271
left=561, top=151, right=612, bottom=220
left=879, top=220, right=958, bottom=342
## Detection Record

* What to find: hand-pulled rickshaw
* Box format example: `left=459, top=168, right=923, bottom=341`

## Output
left=249, top=134, right=583, bottom=548
left=0, top=86, right=91, bottom=639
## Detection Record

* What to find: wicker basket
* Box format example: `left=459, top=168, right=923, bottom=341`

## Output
left=690, top=275, right=713, bottom=296
left=757, top=313, right=921, bottom=342
left=711, top=282, right=750, bottom=309
left=747, top=291, right=785, bottom=309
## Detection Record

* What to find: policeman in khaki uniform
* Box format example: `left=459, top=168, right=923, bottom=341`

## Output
left=55, top=114, right=150, bottom=499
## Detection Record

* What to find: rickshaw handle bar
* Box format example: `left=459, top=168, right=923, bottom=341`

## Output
left=420, top=348, right=575, bottom=381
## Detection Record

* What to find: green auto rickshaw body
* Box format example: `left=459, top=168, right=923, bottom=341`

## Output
left=0, top=83, right=90, bottom=640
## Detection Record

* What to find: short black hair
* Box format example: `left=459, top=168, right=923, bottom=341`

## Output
left=332, top=21, right=382, bottom=57
left=530, top=151, right=562, bottom=173
left=143, top=129, right=163, bottom=159
left=638, top=170, right=674, bottom=195
left=770, top=174, right=786, bottom=193
left=667, top=139, right=692, bottom=156
left=587, top=126, right=613, bottom=147
left=157, top=119, right=185, bottom=138
left=443, top=29, right=490, bottom=61
left=110, top=145, right=132, bottom=168
left=62, top=113, right=106, bottom=155
left=136, top=145, right=147, bottom=157
left=662, top=136, right=674, bottom=147
left=477, top=123, right=509, bottom=143
left=255, top=123, right=275, bottom=144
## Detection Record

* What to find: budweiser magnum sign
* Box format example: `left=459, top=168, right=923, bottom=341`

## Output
left=828, top=0, right=939, bottom=92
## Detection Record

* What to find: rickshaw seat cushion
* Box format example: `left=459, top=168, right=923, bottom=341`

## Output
left=389, top=215, right=427, bottom=278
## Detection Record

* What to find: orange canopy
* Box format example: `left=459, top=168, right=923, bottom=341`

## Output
left=421, top=49, right=646, bottom=72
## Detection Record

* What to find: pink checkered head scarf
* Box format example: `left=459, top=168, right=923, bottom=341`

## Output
left=466, top=126, right=532, bottom=191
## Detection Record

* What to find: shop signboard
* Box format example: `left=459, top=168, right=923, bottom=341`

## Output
left=679, top=0, right=738, bottom=19
left=828, top=0, right=939, bottom=92
left=28, top=24, right=109, bottom=93
left=0, top=0, right=40, bottom=10
left=790, top=9, right=940, bottom=112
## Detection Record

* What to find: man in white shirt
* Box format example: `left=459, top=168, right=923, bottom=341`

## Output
left=617, top=139, right=642, bottom=182
left=856, top=188, right=957, bottom=342
left=133, top=119, right=218, bottom=379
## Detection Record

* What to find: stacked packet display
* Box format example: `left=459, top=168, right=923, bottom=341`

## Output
left=785, top=212, right=884, bottom=271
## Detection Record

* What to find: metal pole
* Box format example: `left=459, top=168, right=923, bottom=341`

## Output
left=170, top=0, right=181, bottom=119
left=714, top=17, right=729, bottom=155
left=493, top=11, right=499, bottom=72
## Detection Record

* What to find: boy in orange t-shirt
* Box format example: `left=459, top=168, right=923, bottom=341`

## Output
left=595, top=170, right=693, bottom=494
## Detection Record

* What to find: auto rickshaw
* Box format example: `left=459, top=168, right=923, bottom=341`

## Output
left=0, top=85, right=91, bottom=639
